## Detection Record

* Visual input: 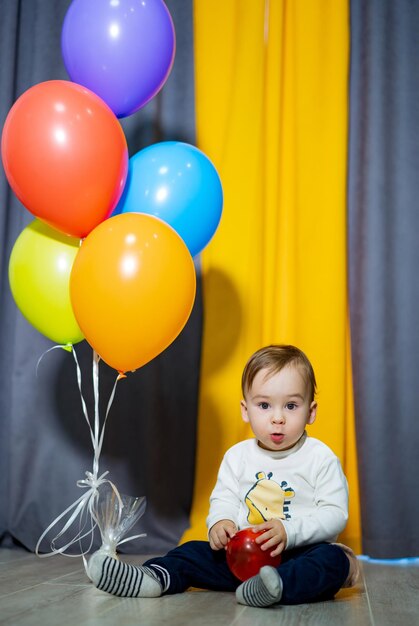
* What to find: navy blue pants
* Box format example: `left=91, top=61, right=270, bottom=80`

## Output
left=144, top=540, right=350, bottom=605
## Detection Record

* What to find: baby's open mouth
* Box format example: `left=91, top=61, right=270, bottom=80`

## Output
left=270, top=433, right=284, bottom=442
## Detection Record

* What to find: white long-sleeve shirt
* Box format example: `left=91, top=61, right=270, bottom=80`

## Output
left=206, top=432, right=348, bottom=550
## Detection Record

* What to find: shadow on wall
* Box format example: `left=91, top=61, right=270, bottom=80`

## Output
left=200, top=266, right=243, bottom=377
left=182, top=266, right=245, bottom=518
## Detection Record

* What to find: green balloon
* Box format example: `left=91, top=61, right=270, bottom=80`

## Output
left=9, top=219, right=84, bottom=345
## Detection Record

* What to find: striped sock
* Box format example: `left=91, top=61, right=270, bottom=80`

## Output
left=236, top=566, right=283, bottom=607
left=88, top=552, right=166, bottom=597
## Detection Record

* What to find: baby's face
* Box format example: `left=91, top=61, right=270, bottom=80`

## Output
left=241, top=365, right=317, bottom=451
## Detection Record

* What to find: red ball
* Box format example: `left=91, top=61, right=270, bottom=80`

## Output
left=226, top=528, right=282, bottom=582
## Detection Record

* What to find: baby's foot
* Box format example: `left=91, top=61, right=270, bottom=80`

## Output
left=236, top=565, right=283, bottom=607
left=88, top=552, right=163, bottom=597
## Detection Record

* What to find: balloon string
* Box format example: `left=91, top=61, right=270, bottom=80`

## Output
left=36, top=347, right=121, bottom=558
left=92, top=350, right=100, bottom=477
left=36, top=343, right=73, bottom=377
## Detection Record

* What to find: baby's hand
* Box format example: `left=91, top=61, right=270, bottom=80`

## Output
left=209, top=519, right=237, bottom=550
left=252, top=519, right=287, bottom=557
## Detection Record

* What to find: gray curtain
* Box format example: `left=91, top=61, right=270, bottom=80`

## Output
left=348, top=0, right=419, bottom=558
left=0, top=0, right=201, bottom=555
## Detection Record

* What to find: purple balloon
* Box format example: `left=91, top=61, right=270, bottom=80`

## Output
left=61, top=0, right=175, bottom=118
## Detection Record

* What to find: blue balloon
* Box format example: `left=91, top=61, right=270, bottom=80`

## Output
left=114, top=142, right=223, bottom=257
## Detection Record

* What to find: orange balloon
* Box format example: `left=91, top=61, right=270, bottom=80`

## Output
left=1, top=80, right=128, bottom=238
left=70, top=213, right=196, bottom=373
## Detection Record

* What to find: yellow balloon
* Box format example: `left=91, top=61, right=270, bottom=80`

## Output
left=8, top=219, right=84, bottom=345
left=70, top=213, right=196, bottom=373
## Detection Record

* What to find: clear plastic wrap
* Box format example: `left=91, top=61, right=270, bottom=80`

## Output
left=91, top=484, right=147, bottom=560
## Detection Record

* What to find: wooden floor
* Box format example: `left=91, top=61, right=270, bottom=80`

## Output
left=1, top=547, right=418, bottom=625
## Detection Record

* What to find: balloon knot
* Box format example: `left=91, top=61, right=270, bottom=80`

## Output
left=62, top=343, right=73, bottom=353
left=77, top=470, right=109, bottom=491
left=117, top=372, right=127, bottom=380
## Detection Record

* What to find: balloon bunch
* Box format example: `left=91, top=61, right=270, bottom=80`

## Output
left=2, top=0, right=223, bottom=559
left=2, top=0, right=223, bottom=375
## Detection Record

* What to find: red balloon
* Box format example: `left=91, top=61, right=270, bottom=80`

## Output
left=1, top=80, right=128, bottom=238
left=226, top=529, right=282, bottom=582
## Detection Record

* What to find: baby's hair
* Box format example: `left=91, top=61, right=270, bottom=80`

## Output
left=241, top=345, right=317, bottom=402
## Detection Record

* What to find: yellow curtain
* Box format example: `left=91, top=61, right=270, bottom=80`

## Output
left=183, top=0, right=361, bottom=553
